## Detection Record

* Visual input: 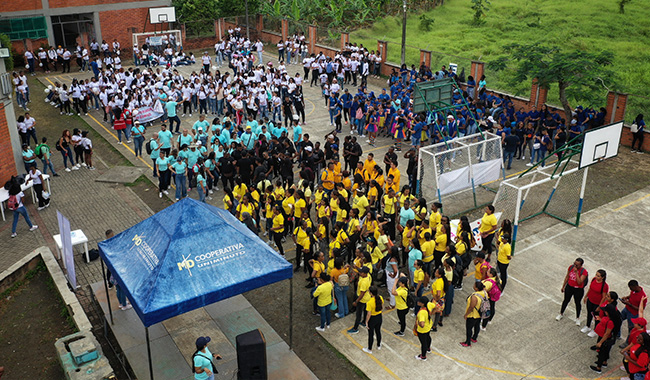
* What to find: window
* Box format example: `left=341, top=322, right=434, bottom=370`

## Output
left=0, top=17, right=48, bottom=40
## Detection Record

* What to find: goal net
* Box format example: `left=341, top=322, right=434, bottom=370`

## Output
left=418, top=132, right=504, bottom=217
left=132, top=30, right=183, bottom=54
left=492, top=159, right=588, bottom=250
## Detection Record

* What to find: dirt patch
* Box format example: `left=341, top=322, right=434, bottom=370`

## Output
left=0, top=264, right=77, bottom=380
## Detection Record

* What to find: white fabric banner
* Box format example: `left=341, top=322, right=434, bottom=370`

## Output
left=471, top=159, right=503, bottom=186
left=438, top=166, right=470, bottom=196
left=57, top=211, right=76, bottom=288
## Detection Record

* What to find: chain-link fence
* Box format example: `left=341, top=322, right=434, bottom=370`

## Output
left=418, top=132, right=504, bottom=217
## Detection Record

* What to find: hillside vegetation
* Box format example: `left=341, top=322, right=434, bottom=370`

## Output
left=350, top=0, right=649, bottom=120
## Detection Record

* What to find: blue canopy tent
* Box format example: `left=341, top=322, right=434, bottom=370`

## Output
left=97, top=198, right=294, bottom=380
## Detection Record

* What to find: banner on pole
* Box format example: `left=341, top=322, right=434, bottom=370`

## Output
left=57, top=211, right=76, bottom=288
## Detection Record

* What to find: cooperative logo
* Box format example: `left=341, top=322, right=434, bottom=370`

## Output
left=177, top=253, right=195, bottom=276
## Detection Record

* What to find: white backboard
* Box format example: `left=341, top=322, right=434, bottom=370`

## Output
left=149, top=7, right=176, bottom=24
left=579, top=121, right=623, bottom=169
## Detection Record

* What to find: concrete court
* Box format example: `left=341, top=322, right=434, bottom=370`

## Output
left=319, top=185, right=650, bottom=380
left=91, top=283, right=317, bottom=380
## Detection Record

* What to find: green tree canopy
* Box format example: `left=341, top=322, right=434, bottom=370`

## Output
left=488, top=43, right=616, bottom=124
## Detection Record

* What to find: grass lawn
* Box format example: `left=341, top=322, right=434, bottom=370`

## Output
left=350, top=0, right=649, bottom=121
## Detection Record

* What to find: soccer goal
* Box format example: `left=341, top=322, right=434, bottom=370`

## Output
left=418, top=132, right=505, bottom=217
left=132, top=30, right=182, bottom=52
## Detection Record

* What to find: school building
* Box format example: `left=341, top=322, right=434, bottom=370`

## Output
left=0, top=0, right=171, bottom=54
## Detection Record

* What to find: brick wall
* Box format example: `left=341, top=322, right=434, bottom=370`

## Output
left=0, top=104, right=18, bottom=185
left=99, top=7, right=153, bottom=54
left=183, top=36, right=220, bottom=52
left=49, top=0, right=141, bottom=8
left=3, top=0, right=42, bottom=12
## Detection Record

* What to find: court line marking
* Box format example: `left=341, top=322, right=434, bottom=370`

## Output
left=340, top=328, right=401, bottom=380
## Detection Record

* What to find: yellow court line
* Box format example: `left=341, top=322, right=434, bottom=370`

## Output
left=306, top=98, right=316, bottom=117
left=613, top=193, right=650, bottom=211
left=581, top=192, right=650, bottom=227
left=339, top=328, right=402, bottom=380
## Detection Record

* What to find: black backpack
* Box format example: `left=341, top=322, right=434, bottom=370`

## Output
left=145, top=140, right=154, bottom=155
left=191, top=351, right=217, bottom=374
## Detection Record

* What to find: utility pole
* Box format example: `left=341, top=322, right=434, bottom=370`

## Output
left=401, top=0, right=407, bottom=65
left=245, top=0, right=250, bottom=39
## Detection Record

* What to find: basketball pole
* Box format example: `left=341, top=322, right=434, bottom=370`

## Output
left=575, top=167, right=589, bottom=226
left=512, top=188, right=523, bottom=253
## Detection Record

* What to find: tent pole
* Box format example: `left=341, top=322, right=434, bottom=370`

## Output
left=100, top=258, right=114, bottom=325
left=146, top=327, right=154, bottom=380
left=289, top=277, right=293, bottom=350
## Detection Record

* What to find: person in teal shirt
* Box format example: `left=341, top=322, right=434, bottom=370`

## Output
left=171, top=157, right=187, bottom=200
left=259, top=125, right=272, bottom=142
left=210, top=120, right=222, bottom=134
left=149, top=133, right=160, bottom=177
left=204, top=152, right=219, bottom=193
left=186, top=145, right=201, bottom=189
left=241, top=126, right=257, bottom=150
left=177, top=129, right=194, bottom=149
left=196, top=167, right=207, bottom=203
left=193, top=336, right=220, bottom=380
left=196, top=128, right=208, bottom=146
left=131, top=121, right=146, bottom=157
left=293, top=123, right=303, bottom=144
left=158, top=125, right=173, bottom=155
left=166, top=99, right=181, bottom=133
left=22, top=144, right=37, bottom=173
left=157, top=151, right=171, bottom=197
left=246, top=115, right=259, bottom=133
left=193, top=114, right=210, bottom=134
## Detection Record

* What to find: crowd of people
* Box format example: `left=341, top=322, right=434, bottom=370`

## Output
left=14, top=30, right=647, bottom=376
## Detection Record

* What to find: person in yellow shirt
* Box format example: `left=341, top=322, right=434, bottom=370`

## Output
left=363, top=286, right=384, bottom=354
left=233, top=178, right=248, bottom=202
left=429, top=202, right=442, bottom=231
left=367, top=239, right=383, bottom=268
left=388, top=160, right=401, bottom=189
left=315, top=216, right=329, bottom=254
left=370, top=166, right=385, bottom=189
left=363, top=153, right=377, bottom=176
left=421, top=232, right=435, bottom=275
left=461, top=281, right=488, bottom=347
left=385, top=175, right=399, bottom=194
left=236, top=194, right=255, bottom=222
left=335, top=182, right=348, bottom=200
left=397, top=186, right=416, bottom=208
left=413, top=260, right=425, bottom=298
left=418, top=219, right=432, bottom=248
left=316, top=198, right=330, bottom=219
left=293, top=190, right=307, bottom=225
left=346, top=208, right=361, bottom=262
left=496, top=233, right=512, bottom=290
left=381, top=188, right=398, bottom=240
left=314, top=184, right=326, bottom=206
left=313, top=273, right=334, bottom=331
left=354, top=162, right=368, bottom=185
left=401, top=219, right=415, bottom=267
left=392, top=275, right=410, bottom=336
left=223, top=187, right=235, bottom=214
left=414, top=296, right=433, bottom=361
left=273, top=180, right=285, bottom=202
left=341, top=171, right=352, bottom=191
left=264, top=195, right=275, bottom=238
left=270, top=206, right=285, bottom=256
left=329, top=190, right=341, bottom=225
left=360, top=211, right=378, bottom=242
left=331, top=258, right=351, bottom=318
left=434, top=223, right=449, bottom=268
left=473, top=252, right=490, bottom=281
left=479, top=205, right=498, bottom=262
left=321, top=162, right=337, bottom=193
left=352, top=187, right=369, bottom=216
left=412, top=198, right=427, bottom=226
left=348, top=266, right=371, bottom=334
left=309, top=251, right=326, bottom=290
left=367, top=180, right=380, bottom=211
left=334, top=221, right=350, bottom=247
left=431, top=267, right=449, bottom=330
left=293, top=219, right=311, bottom=274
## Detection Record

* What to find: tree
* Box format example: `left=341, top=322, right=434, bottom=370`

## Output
left=471, top=0, right=490, bottom=25
left=488, top=43, right=615, bottom=124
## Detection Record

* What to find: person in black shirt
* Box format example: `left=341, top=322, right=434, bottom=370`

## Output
left=405, top=147, right=418, bottom=193
left=279, top=153, right=294, bottom=186
left=502, top=131, right=520, bottom=170
left=312, top=142, right=325, bottom=177
left=384, top=146, right=397, bottom=174
left=554, top=126, right=567, bottom=161
left=218, top=151, right=235, bottom=190
left=283, top=96, right=294, bottom=128
left=349, top=137, right=362, bottom=171
left=236, top=150, right=254, bottom=185
left=294, top=91, right=306, bottom=124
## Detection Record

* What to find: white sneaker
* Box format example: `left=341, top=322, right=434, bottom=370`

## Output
left=362, top=348, right=372, bottom=354
left=11, top=233, right=17, bottom=238
left=480, top=326, right=486, bottom=332
left=555, top=314, right=563, bottom=321
left=71, top=166, right=79, bottom=170
left=209, top=190, right=214, bottom=194
left=37, top=206, right=45, bottom=211
left=526, top=163, right=533, bottom=167
left=315, top=327, right=325, bottom=332
left=163, top=190, right=169, bottom=195
left=587, top=330, right=598, bottom=338
left=521, top=155, right=525, bottom=159
left=575, top=318, right=581, bottom=326
left=117, top=141, right=122, bottom=144
left=326, top=324, right=330, bottom=329
left=159, top=192, right=163, bottom=198
left=29, top=225, right=39, bottom=231
left=81, top=163, right=87, bottom=167
left=65, top=168, right=71, bottom=172
left=126, top=140, right=132, bottom=143
left=376, top=345, right=381, bottom=350
left=581, top=326, right=591, bottom=333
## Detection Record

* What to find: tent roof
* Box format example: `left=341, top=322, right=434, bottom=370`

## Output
left=98, top=198, right=292, bottom=327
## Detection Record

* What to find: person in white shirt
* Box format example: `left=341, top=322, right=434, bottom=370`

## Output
left=62, top=48, right=72, bottom=73
left=81, top=131, right=95, bottom=170
left=47, top=47, right=58, bottom=71
left=255, top=39, right=264, bottom=65
left=37, top=48, right=49, bottom=73
left=9, top=189, right=38, bottom=238
left=24, top=50, right=35, bottom=75
left=26, top=164, right=50, bottom=209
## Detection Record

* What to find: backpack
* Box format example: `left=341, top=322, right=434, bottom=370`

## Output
left=145, top=140, right=154, bottom=155
left=338, top=273, right=350, bottom=287
left=55, top=139, right=63, bottom=151
left=451, top=253, right=463, bottom=281
left=485, top=278, right=501, bottom=302
left=476, top=291, right=491, bottom=319
left=35, top=143, right=45, bottom=159
left=7, top=194, right=19, bottom=211
left=191, top=351, right=217, bottom=374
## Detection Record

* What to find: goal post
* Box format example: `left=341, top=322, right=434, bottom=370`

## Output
left=132, top=30, right=183, bottom=53
left=492, top=160, right=588, bottom=252
left=417, top=132, right=505, bottom=217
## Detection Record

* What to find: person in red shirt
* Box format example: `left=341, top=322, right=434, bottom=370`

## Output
left=590, top=304, right=622, bottom=373
left=621, top=280, right=648, bottom=346
left=557, top=258, right=588, bottom=325
left=621, top=332, right=650, bottom=380
left=582, top=269, right=609, bottom=334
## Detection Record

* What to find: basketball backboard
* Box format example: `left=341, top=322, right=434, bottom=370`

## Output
left=149, top=7, right=176, bottom=24
left=579, top=121, right=623, bottom=169
left=413, top=78, right=455, bottom=113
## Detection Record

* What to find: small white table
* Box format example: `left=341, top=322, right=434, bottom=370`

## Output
left=0, top=174, right=51, bottom=221
left=53, top=229, right=90, bottom=266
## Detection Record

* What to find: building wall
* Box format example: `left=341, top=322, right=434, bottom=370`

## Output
left=0, top=104, right=18, bottom=185
left=4, top=0, right=42, bottom=13
left=49, top=0, right=142, bottom=8
left=98, top=7, right=152, bottom=50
